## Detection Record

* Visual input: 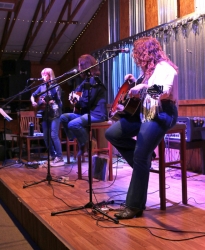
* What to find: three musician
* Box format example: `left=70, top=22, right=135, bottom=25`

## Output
left=30, top=67, right=64, bottom=167
left=30, top=37, right=178, bottom=221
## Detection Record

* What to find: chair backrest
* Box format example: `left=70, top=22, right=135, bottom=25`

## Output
left=19, top=111, right=41, bottom=135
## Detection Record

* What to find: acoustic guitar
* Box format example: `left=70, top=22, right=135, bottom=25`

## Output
left=109, top=80, right=163, bottom=121
left=69, top=91, right=83, bottom=114
left=33, top=95, right=52, bottom=113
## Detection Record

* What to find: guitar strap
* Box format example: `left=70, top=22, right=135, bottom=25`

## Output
left=136, top=74, right=145, bottom=85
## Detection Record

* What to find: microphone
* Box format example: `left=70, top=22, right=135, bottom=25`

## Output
left=28, top=78, right=43, bottom=81
left=106, top=48, right=130, bottom=53
left=64, top=69, right=78, bottom=75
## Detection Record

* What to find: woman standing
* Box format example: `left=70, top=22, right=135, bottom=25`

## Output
left=30, top=68, right=64, bottom=167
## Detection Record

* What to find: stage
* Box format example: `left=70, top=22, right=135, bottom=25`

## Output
left=0, top=155, right=205, bottom=250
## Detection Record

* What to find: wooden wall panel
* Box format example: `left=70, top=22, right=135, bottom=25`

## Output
left=177, top=0, right=195, bottom=18
left=145, top=0, right=158, bottom=30
left=178, top=100, right=205, bottom=117
left=119, top=0, right=129, bottom=40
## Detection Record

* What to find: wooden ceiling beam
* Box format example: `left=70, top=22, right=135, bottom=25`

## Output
left=19, top=0, right=55, bottom=60
left=40, top=0, right=85, bottom=63
left=0, top=0, right=24, bottom=60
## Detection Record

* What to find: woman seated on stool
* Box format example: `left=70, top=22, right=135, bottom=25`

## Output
left=105, top=37, right=179, bottom=220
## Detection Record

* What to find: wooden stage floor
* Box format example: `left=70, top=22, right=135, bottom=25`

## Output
left=0, top=155, right=205, bottom=250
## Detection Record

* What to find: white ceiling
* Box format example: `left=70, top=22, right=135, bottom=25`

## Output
left=0, top=0, right=104, bottom=63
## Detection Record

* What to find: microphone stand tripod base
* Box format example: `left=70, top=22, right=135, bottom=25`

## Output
left=51, top=201, right=119, bottom=224
left=23, top=170, right=74, bottom=188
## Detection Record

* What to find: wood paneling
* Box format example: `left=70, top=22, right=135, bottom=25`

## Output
left=145, top=0, right=158, bottom=30
left=177, top=0, right=195, bottom=18
left=119, top=0, right=129, bottom=40
left=178, top=99, right=205, bottom=117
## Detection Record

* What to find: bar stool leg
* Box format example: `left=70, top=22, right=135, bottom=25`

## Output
left=180, top=129, right=187, bottom=205
left=158, top=139, right=166, bottom=210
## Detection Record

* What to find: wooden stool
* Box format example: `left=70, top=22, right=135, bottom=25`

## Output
left=59, top=124, right=77, bottom=163
left=151, top=123, right=187, bottom=210
left=65, top=138, right=78, bottom=163
left=77, top=121, right=113, bottom=181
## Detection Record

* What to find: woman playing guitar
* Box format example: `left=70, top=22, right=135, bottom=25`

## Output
left=60, top=54, right=108, bottom=157
left=30, top=68, right=64, bottom=167
left=105, top=36, right=178, bottom=220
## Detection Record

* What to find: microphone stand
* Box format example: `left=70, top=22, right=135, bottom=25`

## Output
left=50, top=55, right=120, bottom=224
left=37, top=51, right=121, bottom=96
left=23, top=79, right=74, bottom=189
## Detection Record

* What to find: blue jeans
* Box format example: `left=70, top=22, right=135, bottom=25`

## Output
left=60, top=113, right=107, bottom=147
left=105, top=105, right=178, bottom=210
left=42, top=117, right=62, bottom=158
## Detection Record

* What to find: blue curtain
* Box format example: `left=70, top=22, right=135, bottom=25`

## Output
left=111, top=43, right=141, bottom=103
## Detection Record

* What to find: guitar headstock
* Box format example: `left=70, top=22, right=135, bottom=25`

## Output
left=147, top=84, right=163, bottom=96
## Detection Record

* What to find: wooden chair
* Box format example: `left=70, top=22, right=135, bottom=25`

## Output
left=18, top=111, right=45, bottom=161
left=151, top=123, right=187, bottom=210
left=77, top=121, right=113, bottom=181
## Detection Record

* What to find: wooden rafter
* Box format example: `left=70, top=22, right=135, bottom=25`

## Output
left=0, top=0, right=24, bottom=60
left=40, top=0, right=85, bottom=63
left=19, top=0, right=56, bottom=60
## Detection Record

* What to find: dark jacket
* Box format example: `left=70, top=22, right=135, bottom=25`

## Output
left=74, top=76, right=108, bottom=120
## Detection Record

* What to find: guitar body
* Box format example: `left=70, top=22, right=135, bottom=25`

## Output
left=109, top=81, right=163, bottom=122
left=109, top=80, right=141, bottom=121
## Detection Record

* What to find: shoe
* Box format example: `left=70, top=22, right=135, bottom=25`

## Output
left=114, top=207, right=143, bottom=220
left=77, top=144, right=85, bottom=157
left=50, top=157, right=65, bottom=167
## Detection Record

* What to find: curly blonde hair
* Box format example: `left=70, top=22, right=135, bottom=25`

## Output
left=132, top=37, right=178, bottom=79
